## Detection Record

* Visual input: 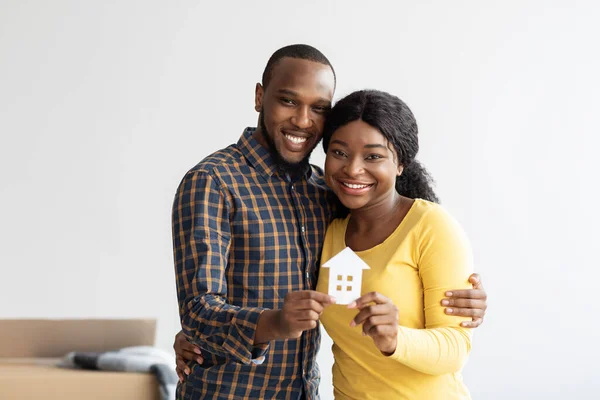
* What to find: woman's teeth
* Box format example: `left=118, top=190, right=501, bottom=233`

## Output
left=342, top=182, right=370, bottom=189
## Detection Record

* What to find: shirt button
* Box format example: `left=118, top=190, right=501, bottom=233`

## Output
left=291, top=185, right=294, bottom=190
left=305, top=272, right=310, bottom=279
left=301, top=226, right=305, bottom=233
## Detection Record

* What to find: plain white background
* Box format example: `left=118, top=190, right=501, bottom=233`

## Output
left=1, top=1, right=599, bottom=398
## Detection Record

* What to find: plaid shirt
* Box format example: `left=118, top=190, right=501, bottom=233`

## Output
left=172, top=128, right=337, bottom=399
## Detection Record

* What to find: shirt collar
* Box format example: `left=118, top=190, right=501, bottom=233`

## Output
left=238, top=127, right=312, bottom=181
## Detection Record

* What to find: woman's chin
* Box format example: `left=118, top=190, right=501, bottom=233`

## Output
left=336, top=196, right=366, bottom=211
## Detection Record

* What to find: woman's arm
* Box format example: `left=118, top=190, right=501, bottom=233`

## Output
left=352, top=206, right=474, bottom=375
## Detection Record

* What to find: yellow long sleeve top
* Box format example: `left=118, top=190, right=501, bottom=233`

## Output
left=316, top=199, right=473, bottom=400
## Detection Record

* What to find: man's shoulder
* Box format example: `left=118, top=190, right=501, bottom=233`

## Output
left=308, top=164, right=327, bottom=186
left=309, top=163, right=324, bottom=177
left=187, top=144, right=246, bottom=178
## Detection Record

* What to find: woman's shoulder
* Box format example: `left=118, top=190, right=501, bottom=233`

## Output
left=408, top=200, right=471, bottom=255
left=327, top=214, right=351, bottom=234
left=411, top=199, right=465, bottom=236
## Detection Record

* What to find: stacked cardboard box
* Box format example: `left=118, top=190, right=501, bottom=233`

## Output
left=0, top=319, right=161, bottom=399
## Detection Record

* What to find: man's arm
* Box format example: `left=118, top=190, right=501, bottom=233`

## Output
left=173, top=289, right=334, bottom=381
left=173, top=170, right=268, bottom=365
left=173, top=171, right=335, bottom=366
left=173, top=289, right=334, bottom=380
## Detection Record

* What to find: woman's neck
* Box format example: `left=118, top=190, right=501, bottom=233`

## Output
left=349, top=195, right=401, bottom=230
left=345, top=195, right=414, bottom=252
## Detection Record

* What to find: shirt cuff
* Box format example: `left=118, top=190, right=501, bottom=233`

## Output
left=222, top=307, right=270, bottom=365
left=389, top=326, right=408, bottom=362
left=250, top=356, right=266, bottom=365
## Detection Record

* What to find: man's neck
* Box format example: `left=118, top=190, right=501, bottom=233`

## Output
left=253, top=127, right=268, bottom=149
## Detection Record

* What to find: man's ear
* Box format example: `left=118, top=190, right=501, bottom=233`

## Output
left=255, top=83, right=264, bottom=112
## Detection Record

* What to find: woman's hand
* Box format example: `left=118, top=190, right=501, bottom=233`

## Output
left=173, top=330, right=203, bottom=382
left=348, top=292, right=399, bottom=356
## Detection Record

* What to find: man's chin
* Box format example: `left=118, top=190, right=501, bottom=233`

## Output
left=280, top=154, right=309, bottom=166
left=278, top=158, right=309, bottom=171
left=275, top=152, right=312, bottom=176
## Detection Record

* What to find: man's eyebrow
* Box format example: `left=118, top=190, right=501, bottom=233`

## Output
left=277, top=89, right=331, bottom=105
left=277, top=89, right=298, bottom=97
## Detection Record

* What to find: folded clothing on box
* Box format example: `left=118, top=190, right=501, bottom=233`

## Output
left=60, top=346, right=177, bottom=400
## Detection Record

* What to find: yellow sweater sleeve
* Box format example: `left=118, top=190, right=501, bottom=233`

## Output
left=390, top=206, right=473, bottom=375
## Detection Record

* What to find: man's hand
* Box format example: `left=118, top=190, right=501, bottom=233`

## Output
left=441, top=273, right=488, bottom=328
left=348, top=292, right=398, bottom=356
left=173, top=330, right=203, bottom=383
left=255, top=290, right=336, bottom=343
left=277, top=290, right=336, bottom=338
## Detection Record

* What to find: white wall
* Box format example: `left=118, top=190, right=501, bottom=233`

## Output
left=1, top=1, right=599, bottom=398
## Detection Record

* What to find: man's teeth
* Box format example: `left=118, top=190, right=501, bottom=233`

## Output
left=342, top=182, right=370, bottom=189
left=285, top=134, right=307, bottom=144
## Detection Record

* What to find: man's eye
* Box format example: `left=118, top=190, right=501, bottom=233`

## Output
left=312, top=106, right=328, bottom=113
left=280, top=98, right=294, bottom=105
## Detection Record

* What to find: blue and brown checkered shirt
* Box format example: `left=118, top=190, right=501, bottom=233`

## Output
left=172, top=128, right=337, bottom=399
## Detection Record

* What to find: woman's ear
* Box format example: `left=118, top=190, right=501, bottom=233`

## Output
left=254, top=83, right=264, bottom=112
left=397, top=165, right=404, bottom=177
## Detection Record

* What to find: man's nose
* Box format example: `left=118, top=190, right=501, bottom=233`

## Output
left=291, top=106, right=311, bottom=129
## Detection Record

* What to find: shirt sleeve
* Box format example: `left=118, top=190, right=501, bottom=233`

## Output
left=390, top=206, right=473, bottom=375
left=172, top=169, right=269, bottom=364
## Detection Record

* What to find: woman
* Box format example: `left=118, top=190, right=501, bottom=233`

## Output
left=315, top=90, right=473, bottom=399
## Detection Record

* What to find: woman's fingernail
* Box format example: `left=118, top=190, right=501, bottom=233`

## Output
left=446, top=308, right=453, bottom=314
left=194, top=348, right=202, bottom=354
left=441, top=300, right=449, bottom=306
left=197, top=357, right=203, bottom=364
left=350, top=321, right=356, bottom=328
left=446, top=291, right=453, bottom=297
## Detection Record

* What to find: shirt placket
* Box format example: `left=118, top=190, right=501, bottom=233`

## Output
left=289, top=181, right=313, bottom=398
left=289, top=182, right=311, bottom=289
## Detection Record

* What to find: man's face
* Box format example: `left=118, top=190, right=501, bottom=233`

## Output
left=254, top=57, right=335, bottom=170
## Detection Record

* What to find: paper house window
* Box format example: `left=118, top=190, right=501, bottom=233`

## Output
left=322, top=247, right=370, bottom=304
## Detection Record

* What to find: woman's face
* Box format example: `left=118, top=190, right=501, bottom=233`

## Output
left=324, top=120, right=402, bottom=211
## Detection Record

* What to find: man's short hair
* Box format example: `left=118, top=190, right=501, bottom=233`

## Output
left=261, top=44, right=336, bottom=89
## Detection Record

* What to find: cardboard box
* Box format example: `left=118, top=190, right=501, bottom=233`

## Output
left=0, top=319, right=161, bottom=400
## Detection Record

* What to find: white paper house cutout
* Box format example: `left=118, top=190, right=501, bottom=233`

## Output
left=322, top=247, right=370, bottom=304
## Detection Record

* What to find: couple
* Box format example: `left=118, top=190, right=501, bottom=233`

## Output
left=172, top=44, right=487, bottom=399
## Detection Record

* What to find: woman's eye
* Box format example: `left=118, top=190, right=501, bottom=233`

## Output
left=366, top=154, right=383, bottom=160
left=333, top=149, right=346, bottom=157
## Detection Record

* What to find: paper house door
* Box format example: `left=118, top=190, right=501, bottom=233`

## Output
left=322, top=247, right=370, bottom=304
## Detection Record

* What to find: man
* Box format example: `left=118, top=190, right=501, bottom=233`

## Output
left=172, top=44, right=487, bottom=399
